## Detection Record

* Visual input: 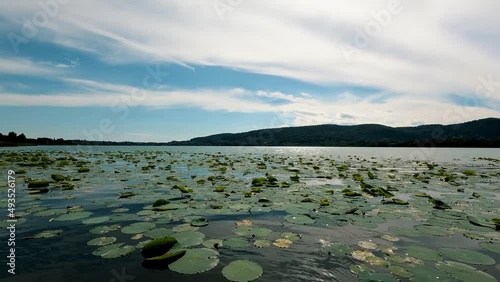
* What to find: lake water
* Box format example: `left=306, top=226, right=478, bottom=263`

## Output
left=1, top=146, right=499, bottom=281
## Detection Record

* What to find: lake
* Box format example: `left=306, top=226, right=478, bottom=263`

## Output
left=1, top=146, right=499, bottom=281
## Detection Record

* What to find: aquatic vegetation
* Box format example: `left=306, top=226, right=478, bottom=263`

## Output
left=222, top=260, right=263, bottom=282
left=27, top=180, right=49, bottom=188
left=3, top=149, right=499, bottom=281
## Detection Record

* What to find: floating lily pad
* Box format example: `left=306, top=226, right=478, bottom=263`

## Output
left=33, top=229, right=63, bottom=239
left=173, top=223, right=199, bottom=232
left=381, top=234, right=399, bottom=242
left=87, top=236, right=116, bottom=246
left=480, top=242, right=500, bottom=254
left=141, top=237, right=178, bottom=258
left=408, top=265, right=453, bottom=281
left=223, top=237, right=249, bottom=248
left=100, top=245, right=135, bottom=259
left=173, top=231, right=205, bottom=247
left=168, top=248, right=219, bottom=274
left=436, top=260, right=497, bottom=282
left=405, top=246, right=442, bottom=261
left=389, top=265, right=413, bottom=278
left=222, top=260, right=263, bottom=282
left=190, top=217, right=209, bottom=227
left=203, top=239, right=223, bottom=249
left=82, top=216, right=111, bottom=225
left=90, top=224, right=121, bottom=235
left=54, top=211, right=93, bottom=221
left=352, top=249, right=375, bottom=261
left=358, top=240, right=378, bottom=250
left=321, top=242, right=352, bottom=256
left=439, top=247, right=495, bottom=265
left=279, top=232, right=301, bottom=241
left=357, top=270, right=399, bottom=282
left=121, top=222, right=156, bottom=234
left=235, top=220, right=253, bottom=227
left=273, top=238, right=292, bottom=248
left=284, top=214, right=315, bottom=225
left=254, top=239, right=271, bottom=248
left=144, top=228, right=174, bottom=239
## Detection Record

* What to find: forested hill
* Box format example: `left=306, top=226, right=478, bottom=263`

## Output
left=167, top=118, right=500, bottom=147
left=2, top=118, right=499, bottom=147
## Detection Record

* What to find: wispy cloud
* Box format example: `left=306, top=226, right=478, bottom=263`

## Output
left=2, top=0, right=498, bottom=96
left=2, top=79, right=498, bottom=127
left=0, top=58, right=60, bottom=75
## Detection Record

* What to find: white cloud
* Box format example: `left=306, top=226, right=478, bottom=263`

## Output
left=1, top=0, right=499, bottom=96
left=0, top=58, right=59, bottom=75
left=1, top=79, right=498, bottom=128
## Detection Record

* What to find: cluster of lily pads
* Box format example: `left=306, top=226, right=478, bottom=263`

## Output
left=0, top=149, right=499, bottom=281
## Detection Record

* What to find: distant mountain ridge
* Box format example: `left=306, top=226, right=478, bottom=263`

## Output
left=1, top=118, right=499, bottom=147
left=167, top=118, right=500, bottom=147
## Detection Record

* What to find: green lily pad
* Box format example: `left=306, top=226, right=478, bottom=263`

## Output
left=408, top=265, right=453, bottom=281
left=254, top=239, right=271, bottom=248
left=357, top=271, right=399, bottom=282
left=54, top=211, right=93, bottom=221
left=480, top=242, right=500, bottom=254
left=436, top=261, right=497, bottom=282
left=389, top=265, right=413, bottom=278
left=190, top=217, right=209, bottom=227
left=90, top=224, right=121, bottom=235
left=100, top=245, right=135, bottom=259
left=284, top=214, right=315, bottom=225
left=223, top=237, right=249, bottom=248
left=121, top=222, right=156, bottom=234
left=33, top=229, right=63, bottom=239
left=82, top=216, right=111, bottom=225
left=405, top=246, right=442, bottom=261
left=173, top=231, right=205, bottom=247
left=279, top=232, right=301, bottom=241
left=141, top=237, right=178, bottom=258
left=203, top=239, right=223, bottom=249
left=439, top=248, right=495, bottom=265
left=87, top=236, right=116, bottom=246
left=321, top=242, right=352, bottom=256
left=144, top=228, right=174, bottom=239
left=168, top=248, right=219, bottom=274
left=222, top=260, right=263, bottom=282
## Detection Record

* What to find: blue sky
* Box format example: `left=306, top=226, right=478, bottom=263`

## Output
left=0, top=1, right=499, bottom=142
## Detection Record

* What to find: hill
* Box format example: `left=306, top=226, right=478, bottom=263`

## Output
left=167, top=118, right=500, bottom=147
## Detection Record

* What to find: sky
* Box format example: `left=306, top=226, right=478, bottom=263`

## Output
left=0, top=0, right=499, bottom=142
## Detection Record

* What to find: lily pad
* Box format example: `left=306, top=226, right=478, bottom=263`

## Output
left=168, top=248, right=219, bottom=274
left=33, top=229, right=63, bottom=239
left=141, top=237, right=178, bottom=258
left=82, top=216, right=111, bottom=225
left=439, top=247, right=495, bottom=265
left=389, top=265, right=413, bottom=278
left=480, top=242, right=500, bottom=254
left=254, top=239, right=271, bottom=248
left=273, top=238, right=292, bottom=248
left=121, top=222, right=156, bottom=234
left=223, top=237, right=249, bottom=248
left=436, top=260, right=497, bottom=282
left=54, top=211, right=93, bottom=221
left=405, top=246, right=442, bottom=261
left=87, top=236, right=116, bottom=246
left=144, top=228, right=174, bottom=239
left=90, top=224, right=121, bottom=235
left=173, top=231, right=205, bottom=247
left=284, top=214, right=315, bottom=225
left=222, top=260, right=263, bottom=282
